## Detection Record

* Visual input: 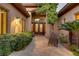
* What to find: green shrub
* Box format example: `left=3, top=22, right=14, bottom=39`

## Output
left=70, top=45, right=79, bottom=56
left=59, top=20, right=79, bottom=32
left=9, top=35, right=16, bottom=51
left=59, top=34, right=68, bottom=44
left=14, top=32, right=32, bottom=51
left=0, top=32, right=32, bottom=56
left=0, top=34, right=14, bottom=56
left=69, top=44, right=78, bottom=51
left=2, top=40, right=12, bottom=56
left=14, top=33, right=26, bottom=51
left=73, top=51, right=79, bottom=56
left=69, top=44, right=79, bottom=56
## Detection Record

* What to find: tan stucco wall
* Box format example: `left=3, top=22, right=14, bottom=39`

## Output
left=53, top=21, right=59, bottom=33
left=0, top=3, right=28, bottom=33
left=58, top=5, right=79, bottom=38
left=59, top=5, right=79, bottom=22
left=25, top=17, right=32, bottom=32
left=59, top=5, right=79, bottom=23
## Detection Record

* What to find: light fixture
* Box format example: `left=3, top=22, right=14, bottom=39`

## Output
left=15, top=17, right=20, bottom=22
left=35, top=19, right=40, bottom=22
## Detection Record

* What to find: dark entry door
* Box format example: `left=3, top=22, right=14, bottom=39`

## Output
left=32, top=23, right=45, bottom=35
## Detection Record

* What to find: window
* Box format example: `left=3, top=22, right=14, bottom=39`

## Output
left=75, top=13, right=79, bottom=20
left=64, top=18, right=66, bottom=23
left=0, top=8, right=7, bottom=34
left=61, top=18, right=66, bottom=24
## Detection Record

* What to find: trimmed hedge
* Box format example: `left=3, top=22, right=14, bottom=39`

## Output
left=0, top=32, right=32, bottom=56
left=13, top=32, right=32, bottom=51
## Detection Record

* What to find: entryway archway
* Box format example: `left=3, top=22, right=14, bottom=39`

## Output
left=11, top=17, right=24, bottom=34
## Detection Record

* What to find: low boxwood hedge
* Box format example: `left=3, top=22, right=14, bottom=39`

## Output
left=0, top=32, right=32, bottom=56
left=14, top=32, right=32, bottom=51
left=0, top=34, right=14, bottom=56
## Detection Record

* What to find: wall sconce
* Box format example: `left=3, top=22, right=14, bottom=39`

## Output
left=35, top=19, right=40, bottom=22
left=15, top=17, right=21, bottom=22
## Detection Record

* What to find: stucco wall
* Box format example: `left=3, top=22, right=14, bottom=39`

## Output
left=0, top=3, right=28, bottom=33
left=59, top=5, right=79, bottom=23
left=58, top=5, right=79, bottom=38
left=25, top=17, right=32, bottom=32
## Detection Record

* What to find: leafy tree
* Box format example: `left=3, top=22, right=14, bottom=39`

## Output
left=59, top=20, right=79, bottom=32
left=37, top=3, right=58, bottom=24
left=59, top=20, right=79, bottom=48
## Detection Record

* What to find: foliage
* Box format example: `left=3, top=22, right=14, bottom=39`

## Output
left=14, top=32, right=32, bottom=51
left=69, top=44, right=79, bottom=56
left=69, top=44, right=78, bottom=51
left=0, top=34, right=14, bottom=56
left=59, top=20, right=79, bottom=32
left=59, top=33, right=68, bottom=43
left=59, top=20, right=79, bottom=55
left=37, top=3, right=58, bottom=24
left=73, top=51, right=79, bottom=56
left=0, top=32, right=32, bottom=56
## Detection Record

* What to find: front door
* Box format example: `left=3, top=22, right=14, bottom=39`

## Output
left=32, top=23, right=45, bottom=35
left=0, top=9, right=7, bottom=34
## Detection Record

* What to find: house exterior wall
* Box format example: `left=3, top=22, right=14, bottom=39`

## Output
left=58, top=5, right=79, bottom=39
left=25, top=13, right=47, bottom=32
left=25, top=12, right=32, bottom=32
left=0, top=3, right=28, bottom=33
left=25, top=17, right=32, bottom=32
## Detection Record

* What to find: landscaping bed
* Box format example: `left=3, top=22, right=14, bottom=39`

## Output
left=0, top=32, right=32, bottom=56
left=59, top=36, right=79, bottom=56
left=68, top=44, right=79, bottom=56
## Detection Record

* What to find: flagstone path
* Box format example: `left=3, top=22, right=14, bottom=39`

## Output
left=10, top=35, right=73, bottom=56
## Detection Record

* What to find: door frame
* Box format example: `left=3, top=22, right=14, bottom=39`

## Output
left=32, top=22, right=45, bottom=35
left=0, top=9, right=7, bottom=34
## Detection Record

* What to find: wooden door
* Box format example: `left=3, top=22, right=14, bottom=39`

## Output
left=32, top=23, right=45, bottom=35
left=0, top=10, right=7, bottom=34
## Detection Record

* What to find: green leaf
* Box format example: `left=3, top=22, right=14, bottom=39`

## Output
left=59, top=20, right=79, bottom=32
left=37, top=3, right=58, bottom=24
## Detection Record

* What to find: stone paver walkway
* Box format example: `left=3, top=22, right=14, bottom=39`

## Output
left=10, top=35, right=73, bottom=56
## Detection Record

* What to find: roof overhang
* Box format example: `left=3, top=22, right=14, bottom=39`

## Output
left=23, top=3, right=39, bottom=12
left=11, top=3, right=29, bottom=17
left=58, top=3, right=79, bottom=17
left=22, top=3, right=39, bottom=8
left=23, top=3, right=46, bottom=16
